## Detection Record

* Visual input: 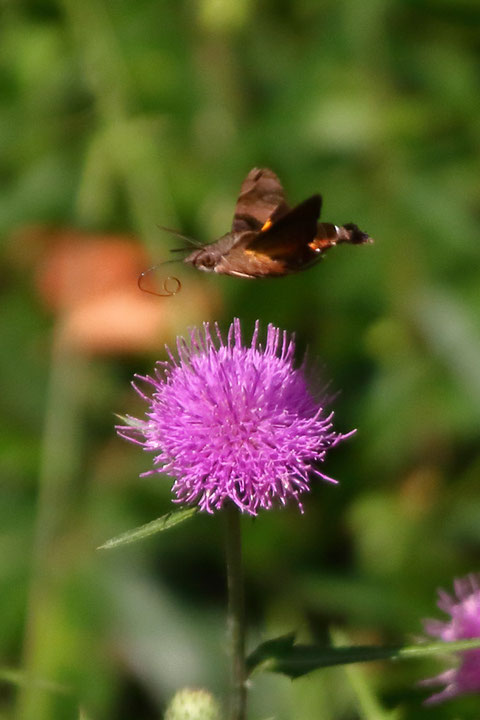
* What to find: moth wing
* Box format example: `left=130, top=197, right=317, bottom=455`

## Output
left=232, top=167, right=290, bottom=233
left=244, top=194, right=322, bottom=264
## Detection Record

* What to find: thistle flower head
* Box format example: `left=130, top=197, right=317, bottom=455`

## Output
left=164, top=687, right=221, bottom=720
left=118, top=319, right=351, bottom=515
left=421, top=574, right=480, bottom=704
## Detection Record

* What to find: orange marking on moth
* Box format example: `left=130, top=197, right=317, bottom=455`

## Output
left=260, top=218, right=273, bottom=232
left=308, top=237, right=335, bottom=252
left=244, top=249, right=271, bottom=261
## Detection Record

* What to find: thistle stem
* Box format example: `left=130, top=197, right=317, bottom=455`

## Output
left=224, top=504, right=247, bottom=720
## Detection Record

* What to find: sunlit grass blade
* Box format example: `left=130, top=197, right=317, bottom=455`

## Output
left=0, top=667, right=71, bottom=695
left=97, top=507, right=198, bottom=550
left=331, top=628, right=403, bottom=720
left=247, top=634, right=480, bottom=679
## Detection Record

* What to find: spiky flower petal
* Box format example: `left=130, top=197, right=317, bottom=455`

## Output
left=421, top=574, right=480, bottom=704
left=118, top=319, right=351, bottom=515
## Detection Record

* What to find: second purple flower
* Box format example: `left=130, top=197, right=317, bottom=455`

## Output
left=421, top=574, right=480, bottom=704
left=118, top=319, right=352, bottom=515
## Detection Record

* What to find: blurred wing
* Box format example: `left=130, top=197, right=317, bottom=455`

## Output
left=232, top=167, right=290, bottom=233
left=244, top=195, right=322, bottom=266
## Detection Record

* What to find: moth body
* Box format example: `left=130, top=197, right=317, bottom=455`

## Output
left=181, top=168, right=373, bottom=280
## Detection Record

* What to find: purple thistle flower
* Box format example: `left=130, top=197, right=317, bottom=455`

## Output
left=421, top=574, right=480, bottom=704
left=117, top=319, right=352, bottom=515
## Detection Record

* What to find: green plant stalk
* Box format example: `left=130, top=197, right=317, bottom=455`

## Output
left=61, top=0, right=178, bottom=249
left=225, top=504, right=247, bottom=720
left=17, top=331, right=86, bottom=720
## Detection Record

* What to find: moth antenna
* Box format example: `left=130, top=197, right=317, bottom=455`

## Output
left=156, top=224, right=203, bottom=247
left=137, top=262, right=182, bottom=297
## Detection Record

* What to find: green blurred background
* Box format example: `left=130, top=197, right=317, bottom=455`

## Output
left=1, top=0, right=480, bottom=718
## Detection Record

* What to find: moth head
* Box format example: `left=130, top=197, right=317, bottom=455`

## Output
left=184, top=232, right=242, bottom=272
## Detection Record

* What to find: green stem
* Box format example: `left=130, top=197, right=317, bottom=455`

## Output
left=61, top=0, right=178, bottom=249
left=224, top=504, right=247, bottom=720
left=17, top=331, right=86, bottom=720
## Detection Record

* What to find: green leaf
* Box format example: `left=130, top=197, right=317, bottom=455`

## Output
left=247, top=634, right=480, bottom=679
left=97, top=507, right=198, bottom=550
left=114, top=413, right=146, bottom=430
left=396, top=637, right=480, bottom=660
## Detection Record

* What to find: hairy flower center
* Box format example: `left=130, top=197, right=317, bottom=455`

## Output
left=119, top=319, right=348, bottom=514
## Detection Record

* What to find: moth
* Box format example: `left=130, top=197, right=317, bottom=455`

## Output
left=140, top=167, right=373, bottom=294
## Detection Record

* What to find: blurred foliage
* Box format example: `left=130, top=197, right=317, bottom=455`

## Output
left=1, top=0, right=480, bottom=718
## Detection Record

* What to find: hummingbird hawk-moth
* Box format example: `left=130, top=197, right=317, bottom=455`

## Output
left=139, top=167, right=373, bottom=295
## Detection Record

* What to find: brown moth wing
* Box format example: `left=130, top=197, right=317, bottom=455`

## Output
left=210, top=233, right=288, bottom=278
left=231, top=168, right=290, bottom=233
left=242, top=194, right=323, bottom=271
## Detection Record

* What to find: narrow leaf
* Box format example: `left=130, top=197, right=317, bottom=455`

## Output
left=247, top=635, right=480, bottom=679
left=97, top=507, right=197, bottom=550
left=114, top=413, right=146, bottom=430
left=397, top=637, right=480, bottom=660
